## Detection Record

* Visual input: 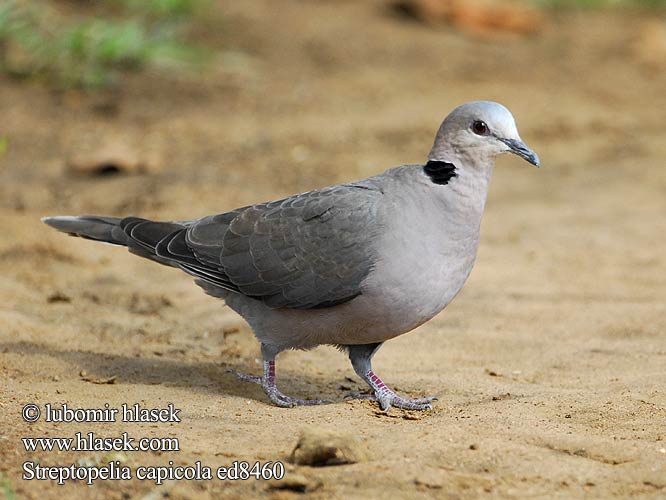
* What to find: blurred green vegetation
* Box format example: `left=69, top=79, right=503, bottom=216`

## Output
left=0, top=0, right=662, bottom=91
left=0, top=136, right=8, bottom=157
left=0, top=0, right=209, bottom=89
left=0, top=474, right=16, bottom=500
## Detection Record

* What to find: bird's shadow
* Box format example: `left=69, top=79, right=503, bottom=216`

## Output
left=0, top=341, right=351, bottom=405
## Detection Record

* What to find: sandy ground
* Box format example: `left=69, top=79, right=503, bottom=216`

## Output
left=1, top=1, right=665, bottom=498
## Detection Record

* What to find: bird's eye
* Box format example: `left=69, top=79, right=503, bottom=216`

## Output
left=471, top=120, right=489, bottom=136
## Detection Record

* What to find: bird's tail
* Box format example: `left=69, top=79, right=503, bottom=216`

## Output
left=42, top=215, right=186, bottom=267
left=42, top=216, right=129, bottom=246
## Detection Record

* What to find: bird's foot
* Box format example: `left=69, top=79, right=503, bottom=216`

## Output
left=228, top=369, right=330, bottom=408
left=227, top=369, right=261, bottom=384
left=265, top=387, right=331, bottom=408
left=346, top=390, right=436, bottom=411
left=380, top=392, right=436, bottom=411
left=349, top=369, right=437, bottom=411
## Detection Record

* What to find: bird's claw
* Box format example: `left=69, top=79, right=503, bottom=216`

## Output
left=344, top=391, right=376, bottom=400
left=227, top=369, right=261, bottom=384
left=229, top=369, right=331, bottom=407
left=346, top=390, right=436, bottom=411
left=268, top=389, right=331, bottom=407
left=378, top=394, right=436, bottom=411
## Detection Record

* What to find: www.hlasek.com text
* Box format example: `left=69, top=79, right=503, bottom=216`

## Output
left=23, top=432, right=179, bottom=453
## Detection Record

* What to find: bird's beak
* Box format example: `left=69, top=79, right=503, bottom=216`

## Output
left=499, top=138, right=540, bottom=167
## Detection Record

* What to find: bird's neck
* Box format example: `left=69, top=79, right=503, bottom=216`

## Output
left=426, top=159, right=494, bottom=226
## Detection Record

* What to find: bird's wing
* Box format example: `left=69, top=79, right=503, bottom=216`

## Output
left=156, top=181, right=384, bottom=309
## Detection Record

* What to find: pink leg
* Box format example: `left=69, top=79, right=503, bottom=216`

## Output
left=229, top=355, right=331, bottom=408
left=347, top=343, right=436, bottom=411
left=363, top=369, right=436, bottom=411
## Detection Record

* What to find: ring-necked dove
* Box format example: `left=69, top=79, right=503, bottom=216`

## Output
left=43, top=101, right=539, bottom=411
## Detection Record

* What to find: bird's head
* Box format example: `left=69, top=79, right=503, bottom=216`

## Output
left=429, top=101, right=540, bottom=168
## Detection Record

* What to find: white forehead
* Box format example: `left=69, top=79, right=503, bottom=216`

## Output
left=449, top=101, right=519, bottom=137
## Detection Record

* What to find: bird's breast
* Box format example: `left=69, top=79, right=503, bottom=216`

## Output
left=358, top=191, right=482, bottom=339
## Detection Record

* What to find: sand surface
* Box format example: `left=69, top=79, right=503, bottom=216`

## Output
left=1, top=1, right=665, bottom=498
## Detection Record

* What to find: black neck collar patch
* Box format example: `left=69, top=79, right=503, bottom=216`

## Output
left=423, top=160, right=457, bottom=185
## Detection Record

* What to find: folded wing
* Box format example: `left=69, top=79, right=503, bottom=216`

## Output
left=148, top=183, right=383, bottom=309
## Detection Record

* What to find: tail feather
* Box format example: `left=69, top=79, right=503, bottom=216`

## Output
left=42, top=216, right=128, bottom=245
left=121, top=218, right=183, bottom=250
left=43, top=215, right=240, bottom=293
left=42, top=215, right=186, bottom=268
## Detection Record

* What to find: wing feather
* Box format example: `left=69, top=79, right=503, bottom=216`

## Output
left=181, top=183, right=383, bottom=309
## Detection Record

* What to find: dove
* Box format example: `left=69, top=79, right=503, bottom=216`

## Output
left=43, top=101, right=539, bottom=411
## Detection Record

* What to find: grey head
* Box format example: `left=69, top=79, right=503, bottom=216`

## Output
left=428, top=101, right=540, bottom=168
